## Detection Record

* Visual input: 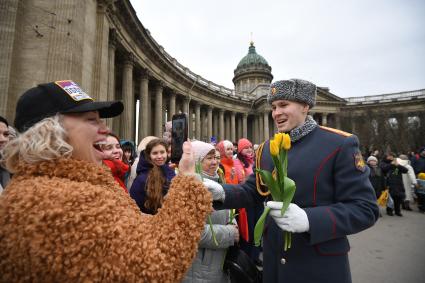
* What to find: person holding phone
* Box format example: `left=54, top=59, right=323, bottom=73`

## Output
left=171, top=114, right=188, bottom=164
left=130, top=138, right=176, bottom=214
left=0, top=81, right=212, bottom=282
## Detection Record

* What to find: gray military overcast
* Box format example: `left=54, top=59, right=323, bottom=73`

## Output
left=130, top=0, right=425, bottom=98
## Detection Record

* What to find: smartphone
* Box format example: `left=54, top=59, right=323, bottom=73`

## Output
left=171, top=113, right=188, bottom=163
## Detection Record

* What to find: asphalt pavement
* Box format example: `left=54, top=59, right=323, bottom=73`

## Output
left=349, top=205, right=425, bottom=283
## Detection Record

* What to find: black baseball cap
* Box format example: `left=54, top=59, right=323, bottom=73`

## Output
left=14, top=80, right=123, bottom=132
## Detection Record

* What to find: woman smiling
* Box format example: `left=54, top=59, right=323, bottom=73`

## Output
left=0, top=80, right=212, bottom=282
left=130, top=138, right=176, bottom=214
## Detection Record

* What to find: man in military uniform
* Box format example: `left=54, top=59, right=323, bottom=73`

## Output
left=207, top=79, right=379, bottom=282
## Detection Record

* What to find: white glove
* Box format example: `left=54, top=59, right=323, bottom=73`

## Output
left=203, top=179, right=225, bottom=202
left=267, top=202, right=310, bottom=233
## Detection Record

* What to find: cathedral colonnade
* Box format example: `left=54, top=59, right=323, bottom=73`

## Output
left=99, top=31, right=276, bottom=144
left=2, top=0, right=422, bottom=151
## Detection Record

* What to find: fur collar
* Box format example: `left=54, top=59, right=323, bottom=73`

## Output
left=13, top=158, right=117, bottom=187
left=288, top=115, right=318, bottom=142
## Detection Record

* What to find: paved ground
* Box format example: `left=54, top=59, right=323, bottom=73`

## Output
left=349, top=206, right=425, bottom=283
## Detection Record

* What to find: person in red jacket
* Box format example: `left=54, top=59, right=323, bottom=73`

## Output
left=101, top=133, right=129, bottom=192
left=217, top=140, right=249, bottom=244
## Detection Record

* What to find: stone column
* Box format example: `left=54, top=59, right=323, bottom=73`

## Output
left=219, top=110, right=225, bottom=140
left=322, top=113, right=328, bottom=126
left=252, top=115, right=257, bottom=144
left=213, top=111, right=218, bottom=139
left=207, top=106, right=213, bottom=140
left=121, top=52, right=134, bottom=140
left=263, top=111, right=270, bottom=140
left=0, top=0, right=19, bottom=118
left=351, top=118, right=356, bottom=134
left=225, top=115, right=230, bottom=141
left=195, top=102, right=201, bottom=140
left=106, top=29, right=116, bottom=129
left=183, top=97, right=190, bottom=137
left=154, top=82, right=164, bottom=137
left=335, top=114, right=341, bottom=129
left=230, top=112, right=236, bottom=142
left=139, top=71, right=149, bottom=141
left=242, top=113, right=248, bottom=138
left=91, top=3, right=110, bottom=101
left=169, top=91, right=176, bottom=119
left=259, top=114, right=264, bottom=142
left=183, top=97, right=190, bottom=114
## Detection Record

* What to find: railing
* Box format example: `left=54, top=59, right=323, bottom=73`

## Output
left=345, top=89, right=425, bottom=105
left=145, top=30, right=251, bottom=99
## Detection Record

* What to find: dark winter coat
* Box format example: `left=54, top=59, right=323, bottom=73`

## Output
left=216, top=126, right=379, bottom=283
left=381, top=161, right=408, bottom=198
left=411, top=155, right=425, bottom=175
left=129, top=154, right=175, bottom=214
left=368, top=165, right=385, bottom=198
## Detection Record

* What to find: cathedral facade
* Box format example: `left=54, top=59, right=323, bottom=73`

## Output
left=1, top=0, right=424, bottom=151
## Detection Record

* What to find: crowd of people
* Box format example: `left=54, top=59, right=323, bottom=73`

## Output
left=1, top=78, right=422, bottom=282
left=366, top=148, right=425, bottom=215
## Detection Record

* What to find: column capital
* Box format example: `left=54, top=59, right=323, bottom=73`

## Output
left=97, top=1, right=108, bottom=12
left=123, top=52, right=135, bottom=67
left=156, top=80, right=165, bottom=90
left=108, top=28, right=118, bottom=49
left=141, top=69, right=151, bottom=80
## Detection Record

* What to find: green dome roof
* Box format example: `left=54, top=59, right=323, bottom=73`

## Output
left=236, top=42, right=270, bottom=69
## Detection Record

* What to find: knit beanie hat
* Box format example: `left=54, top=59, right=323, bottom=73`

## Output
left=267, top=79, right=317, bottom=108
left=367, top=156, right=378, bottom=163
left=191, top=140, right=215, bottom=162
left=137, top=136, right=158, bottom=154
left=237, top=138, right=252, bottom=154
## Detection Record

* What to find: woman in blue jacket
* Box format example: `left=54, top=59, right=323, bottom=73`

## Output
left=130, top=138, right=175, bottom=214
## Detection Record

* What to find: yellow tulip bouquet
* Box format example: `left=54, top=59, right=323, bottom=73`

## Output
left=254, top=133, right=296, bottom=250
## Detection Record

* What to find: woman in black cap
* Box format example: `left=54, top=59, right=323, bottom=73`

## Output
left=0, top=80, right=212, bottom=282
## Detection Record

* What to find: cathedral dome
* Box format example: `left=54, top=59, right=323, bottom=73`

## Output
left=233, top=42, right=273, bottom=95
left=236, top=42, right=270, bottom=69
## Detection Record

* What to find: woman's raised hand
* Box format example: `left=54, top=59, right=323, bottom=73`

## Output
left=178, top=140, right=195, bottom=175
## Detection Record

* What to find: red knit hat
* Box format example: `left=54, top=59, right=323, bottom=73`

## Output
left=237, top=138, right=252, bottom=154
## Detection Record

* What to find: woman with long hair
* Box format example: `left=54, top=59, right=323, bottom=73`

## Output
left=130, top=138, right=176, bottom=214
left=0, top=81, right=212, bottom=282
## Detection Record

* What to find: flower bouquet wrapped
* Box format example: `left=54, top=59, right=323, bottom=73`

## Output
left=254, top=133, right=296, bottom=250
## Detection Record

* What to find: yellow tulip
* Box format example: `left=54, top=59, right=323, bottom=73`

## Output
left=282, top=133, right=291, bottom=150
left=273, top=133, right=283, bottom=148
left=270, top=140, right=280, bottom=156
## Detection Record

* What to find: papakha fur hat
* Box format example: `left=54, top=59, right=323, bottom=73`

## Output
left=267, top=79, right=317, bottom=108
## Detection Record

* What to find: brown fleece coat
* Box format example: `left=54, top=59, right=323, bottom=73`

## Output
left=0, top=158, right=212, bottom=282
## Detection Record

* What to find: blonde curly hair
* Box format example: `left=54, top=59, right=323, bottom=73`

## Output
left=1, top=114, right=72, bottom=173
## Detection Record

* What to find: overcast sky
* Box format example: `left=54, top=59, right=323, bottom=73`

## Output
left=130, top=0, right=425, bottom=98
